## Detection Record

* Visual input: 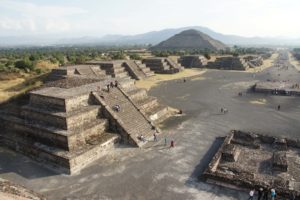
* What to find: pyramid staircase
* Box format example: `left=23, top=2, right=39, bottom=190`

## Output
left=123, top=60, right=155, bottom=80
left=92, top=86, right=157, bottom=147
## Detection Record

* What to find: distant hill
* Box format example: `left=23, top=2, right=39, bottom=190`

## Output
left=150, top=29, right=228, bottom=51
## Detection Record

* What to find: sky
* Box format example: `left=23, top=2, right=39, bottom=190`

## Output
left=0, top=0, right=299, bottom=38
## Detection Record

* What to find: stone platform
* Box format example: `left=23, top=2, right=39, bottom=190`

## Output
left=142, top=57, right=184, bottom=74
left=202, top=130, right=300, bottom=199
left=253, top=81, right=300, bottom=96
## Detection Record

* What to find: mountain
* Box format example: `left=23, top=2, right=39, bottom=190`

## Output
left=150, top=29, right=228, bottom=51
left=1, top=26, right=300, bottom=47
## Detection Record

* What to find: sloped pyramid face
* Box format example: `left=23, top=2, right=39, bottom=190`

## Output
left=151, top=29, right=228, bottom=51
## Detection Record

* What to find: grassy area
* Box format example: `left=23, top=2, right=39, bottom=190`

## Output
left=136, top=69, right=207, bottom=90
left=0, top=60, right=57, bottom=103
left=0, top=73, right=48, bottom=103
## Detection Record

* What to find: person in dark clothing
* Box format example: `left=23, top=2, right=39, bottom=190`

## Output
left=263, top=188, right=269, bottom=200
left=115, top=80, right=118, bottom=87
left=110, top=82, right=114, bottom=88
left=258, top=188, right=263, bottom=200
left=107, top=84, right=110, bottom=92
left=289, top=191, right=296, bottom=200
left=277, top=105, right=281, bottom=110
left=170, top=140, right=174, bottom=148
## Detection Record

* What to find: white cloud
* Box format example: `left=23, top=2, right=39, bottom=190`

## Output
left=0, top=0, right=87, bottom=35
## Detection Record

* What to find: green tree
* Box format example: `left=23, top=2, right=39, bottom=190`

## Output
left=14, top=59, right=34, bottom=71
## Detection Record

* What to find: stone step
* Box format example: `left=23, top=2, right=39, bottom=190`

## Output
left=146, top=104, right=170, bottom=123
left=75, top=68, right=95, bottom=76
left=126, top=88, right=147, bottom=101
left=0, top=131, right=120, bottom=174
left=21, top=105, right=100, bottom=130
left=145, top=71, right=155, bottom=77
left=1, top=114, right=109, bottom=150
left=114, top=71, right=129, bottom=79
left=134, top=96, right=158, bottom=111
left=95, top=87, right=156, bottom=147
left=29, top=92, right=91, bottom=113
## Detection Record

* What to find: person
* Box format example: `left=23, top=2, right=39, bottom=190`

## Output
left=115, top=80, right=118, bottom=87
left=139, top=134, right=145, bottom=142
left=248, top=189, right=255, bottom=200
left=113, top=104, right=121, bottom=112
left=263, top=188, right=269, bottom=200
left=258, top=188, right=263, bottom=200
left=153, top=132, right=157, bottom=142
left=289, top=191, right=296, bottom=200
left=164, top=137, right=167, bottom=146
left=223, top=108, right=228, bottom=114
left=183, top=78, right=186, bottom=83
left=221, top=108, right=224, bottom=114
left=277, top=105, right=281, bottom=111
left=106, top=84, right=110, bottom=92
left=271, top=189, right=276, bottom=200
left=178, top=109, right=183, bottom=114
left=110, top=81, right=114, bottom=88
left=170, top=140, right=174, bottom=148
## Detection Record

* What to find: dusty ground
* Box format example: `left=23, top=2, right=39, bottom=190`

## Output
left=0, top=51, right=300, bottom=200
left=136, top=68, right=207, bottom=90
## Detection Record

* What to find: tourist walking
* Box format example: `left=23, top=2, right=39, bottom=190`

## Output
left=106, top=84, right=110, bottom=92
left=164, top=137, right=167, bottom=146
left=248, top=189, right=255, bottom=200
left=221, top=107, right=224, bottom=114
left=170, top=140, right=174, bottom=148
left=277, top=105, right=281, bottom=111
left=263, top=188, right=269, bottom=200
left=258, top=188, right=263, bottom=200
left=271, top=189, right=276, bottom=200
left=153, top=132, right=157, bottom=142
left=110, top=81, right=114, bottom=88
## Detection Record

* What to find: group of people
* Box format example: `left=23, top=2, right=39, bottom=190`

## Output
left=248, top=188, right=278, bottom=200
left=106, top=80, right=118, bottom=92
left=138, top=132, right=175, bottom=148
left=220, top=107, right=228, bottom=114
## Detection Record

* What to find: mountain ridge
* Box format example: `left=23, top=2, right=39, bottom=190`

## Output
left=1, top=26, right=300, bottom=47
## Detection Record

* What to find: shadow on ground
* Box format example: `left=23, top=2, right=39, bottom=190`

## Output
left=0, top=147, right=58, bottom=179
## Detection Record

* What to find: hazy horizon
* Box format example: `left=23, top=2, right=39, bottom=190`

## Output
left=0, top=0, right=300, bottom=39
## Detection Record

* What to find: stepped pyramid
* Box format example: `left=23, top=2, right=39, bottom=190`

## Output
left=151, top=29, right=227, bottom=51
left=142, top=57, right=184, bottom=74
left=0, top=63, right=175, bottom=174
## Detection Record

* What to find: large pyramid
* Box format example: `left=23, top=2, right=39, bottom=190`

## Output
left=150, top=29, right=228, bottom=51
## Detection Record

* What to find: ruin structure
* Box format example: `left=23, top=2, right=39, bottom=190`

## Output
left=142, top=57, right=184, bottom=74
left=178, top=55, right=208, bottom=68
left=202, top=130, right=300, bottom=199
left=207, top=56, right=249, bottom=71
left=252, top=81, right=300, bottom=96
left=0, top=63, right=174, bottom=174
